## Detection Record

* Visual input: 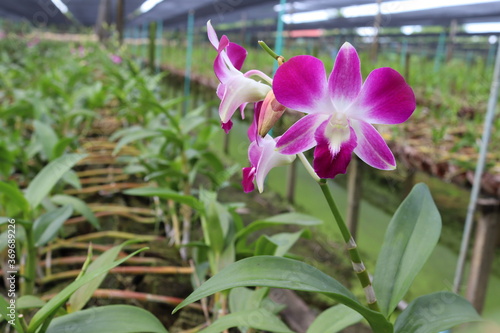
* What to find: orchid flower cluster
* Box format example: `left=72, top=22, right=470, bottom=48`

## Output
left=207, top=21, right=416, bottom=192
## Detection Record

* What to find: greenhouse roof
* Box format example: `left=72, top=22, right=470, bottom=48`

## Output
left=0, top=0, right=71, bottom=26
left=61, top=0, right=147, bottom=27
left=0, top=0, right=499, bottom=32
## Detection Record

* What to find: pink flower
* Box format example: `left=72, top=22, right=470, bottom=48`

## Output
left=207, top=21, right=271, bottom=133
left=110, top=54, right=122, bottom=64
left=242, top=134, right=296, bottom=193
left=242, top=104, right=295, bottom=193
left=273, top=42, right=415, bottom=179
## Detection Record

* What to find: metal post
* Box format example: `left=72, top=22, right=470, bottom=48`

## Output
left=453, top=37, right=500, bottom=294
left=156, top=20, right=163, bottom=72
left=148, top=21, right=157, bottom=73
left=183, top=10, right=195, bottom=114
left=116, top=0, right=124, bottom=45
left=433, top=31, right=446, bottom=72
left=273, top=0, right=287, bottom=74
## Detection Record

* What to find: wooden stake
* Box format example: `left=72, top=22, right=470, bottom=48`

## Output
left=466, top=198, right=499, bottom=314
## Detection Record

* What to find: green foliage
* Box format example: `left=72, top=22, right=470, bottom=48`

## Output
left=373, top=183, right=442, bottom=317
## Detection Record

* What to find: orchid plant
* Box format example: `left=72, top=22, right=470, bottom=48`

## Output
left=173, top=22, right=482, bottom=333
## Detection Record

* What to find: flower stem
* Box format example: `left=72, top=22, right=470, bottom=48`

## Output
left=318, top=179, right=380, bottom=312
left=258, top=41, right=285, bottom=64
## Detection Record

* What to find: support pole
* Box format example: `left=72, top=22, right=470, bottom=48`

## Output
left=273, top=0, right=287, bottom=74
left=183, top=10, right=195, bottom=115
left=466, top=199, right=499, bottom=313
left=370, top=0, right=383, bottom=63
left=453, top=37, right=500, bottom=294
left=346, top=156, right=363, bottom=239
left=286, top=159, right=297, bottom=204
left=433, top=31, right=446, bottom=72
left=148, top=21, right=157, bottom=73
left=116, top=0, right=124, bottom=45
left=156, top=21, right=163, bottom=72
left=446, top=19, right=458, bottom=62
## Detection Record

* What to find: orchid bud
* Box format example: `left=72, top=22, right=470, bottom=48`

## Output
left=257, top=90, right=286, bottom=137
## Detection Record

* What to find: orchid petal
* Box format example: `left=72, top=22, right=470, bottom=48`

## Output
left=328, top=42, right=362, bottom=110
left=242, top=167, right=256, bottom=193
left=273, top=55, right=331, bottom=114
left=313, top=125, right=357, bottom=179
left=276, top=113, right=330, bottom=155
left=207, top=20, right=219, bottom=49
left=248, top=140, right=263, bottom=168
left=351, top=119, right=395, bottom=170
left=221, top=120, right=233, bottom=134
left=254, top=136, right=295, bottom=193
left=219, top=75, right=270, bottom=124
left=248, top=101, right=263, bottom=142
left=348, top=67, right=416, bottom=124
left=226, top=42, right=247, bottom=71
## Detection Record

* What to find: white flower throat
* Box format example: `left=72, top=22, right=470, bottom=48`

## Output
left=325, top=112, right=351, bottom=154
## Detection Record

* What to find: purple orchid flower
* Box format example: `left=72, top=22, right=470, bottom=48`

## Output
left=242, top=102, right=295, bottom=193
left=207, top=21, right=271, bottom=133
left=242, top=134, right=296, bottom=193
left=273, top=42, right=416, bottom=179
left=110, top=54, right=122, bottom=64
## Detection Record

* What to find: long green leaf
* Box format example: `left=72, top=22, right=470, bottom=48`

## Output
left=0, top=295, right=25, bottom=332
left=307, top=304, right=363, bottom=333
left=27, top=246, right=147, bottom=333
left=46, top=305, right=168, bottom=333
left=199, top=308, right=293, bottom=333
left=236, top=213, right=322, bottom=241
left=24, top=154, right=86, bottom=209
left=124, top=187, right=202, bottom=210
left=67, top=244, right=123, bottom=312
left=0, top=181, right=29, bottom=213
left=33, top=205, right=73, bottom=246
left=394, top=292, right=481, bottom=333
left=373, top=183, right=441, bottom=316
left=112, top=130, right=159, bottom=155
left=34, top=120, right=58, bottom=160
left=51, top=194, right=100, bottom=229
left=173, top=256, right=392, bottom=333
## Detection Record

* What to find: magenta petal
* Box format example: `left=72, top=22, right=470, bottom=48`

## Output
left=248, top=101, right=262, bottom=142
left=214, top=53, right=230, bottom=83
left=328, top=42, right=362, bottom=109
left=349, top=67, right=416, bottom=124
left=226, top=42, right=247, bottom=71
left=242, top=167, right=256, bottom=193
left=273, top=55, right=331, bottom=114
left=313, top=126, right=357, bottom=179
left=276, top=113, right=330, bottom=154
left=207, top=20, right=219, bottom=49
left=351, top=119, right=395, bottom=170
left=221, top=120, right=233, bottom=133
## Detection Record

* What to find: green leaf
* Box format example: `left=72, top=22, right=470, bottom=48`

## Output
left=34, top=120, right=58, bottom=160
left=0, top=295, right=25, bottom=332
left=373, top=183, right=442, bottom=317
left=307, top=304, right=363, bottom=333
left=27, top=246, right=147, bottom=333
left=174, top=256, right=392, bottom=333
left=33, top=205, right=73, bottom=246
left=24, top=153, right=86, bottom=209
left=0, top=181, right=29, bottom=213
left=200, top=191, right=225, bottom=254
left=67, top=243, right=123, bottom=312
left=61, top=170, right=81, bottom=189
left=124, top=187, right=202, bottom=210
left=112, top=129, right=159, bottom=155
left=52, top=137, right=74, bottom=159
left=51, top=194, right=100, bottom=229
left=17, top=295, right=46, bottom=310
left=46, top=305, right=168, bottom=333
left=254, top=235, right=279, bottom=256
left=198, top=308, right=293, bottom=333
left=270, top=230, right=309, bottom=257
left=394, top=292, right=481, bottom=333
left=236, top=213, right=322, bottom=241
